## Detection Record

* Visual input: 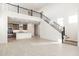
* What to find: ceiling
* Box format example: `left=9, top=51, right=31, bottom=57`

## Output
left=12, top=3, right=50, bottom=11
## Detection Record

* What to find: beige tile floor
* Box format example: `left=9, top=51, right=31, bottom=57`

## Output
left=0, top=37, right=79, bottom=56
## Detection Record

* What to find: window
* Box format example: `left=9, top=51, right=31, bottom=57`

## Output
left=69, top=15, right=78, bottom=24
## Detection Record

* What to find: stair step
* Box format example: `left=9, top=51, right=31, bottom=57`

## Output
left=64, top=40, right=77, bottom=46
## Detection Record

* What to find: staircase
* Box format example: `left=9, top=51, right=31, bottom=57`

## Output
left=64, top=39, right=77, bottom=46
left=6, top=3, right=69, bottom=43
left=41, top=14, right=67, bottom=43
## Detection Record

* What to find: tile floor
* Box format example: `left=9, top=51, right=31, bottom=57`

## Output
left=0, top=37, right=79, bottom=56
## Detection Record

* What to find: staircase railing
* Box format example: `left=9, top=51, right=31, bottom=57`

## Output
left=6, top=3, right=65, bottom=43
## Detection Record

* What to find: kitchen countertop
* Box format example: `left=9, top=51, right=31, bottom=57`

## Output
left=13, top=30, right=29, bottom=33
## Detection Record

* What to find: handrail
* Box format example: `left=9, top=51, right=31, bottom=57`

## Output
left=6, top=3, right=40, bottom=14
left=53, top=21, right=61, bottom=27
left=6, top=3, right=64, bottom=33
left=42, top=14, right=51, bottom=21
left=6, top=3, right=66, bottom=43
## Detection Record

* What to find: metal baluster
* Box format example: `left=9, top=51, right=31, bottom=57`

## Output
left=17, top=5, right=19, bottom=13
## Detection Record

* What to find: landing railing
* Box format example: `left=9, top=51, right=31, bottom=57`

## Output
left=6, top=3, right=65, bottom=43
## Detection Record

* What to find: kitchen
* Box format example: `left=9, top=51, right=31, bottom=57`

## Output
left=8, top=21, right=38, bottom=42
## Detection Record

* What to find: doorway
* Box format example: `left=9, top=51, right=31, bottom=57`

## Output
left=34, top=24, right=40, bottom=37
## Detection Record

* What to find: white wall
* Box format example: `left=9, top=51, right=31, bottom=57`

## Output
left=0, top=16, right=8, bottom=43
left=0, top=4, right=7, bottom=43
left=39, top=3, right=79, bottom=41
left=39, top=19, right=61, bottom=42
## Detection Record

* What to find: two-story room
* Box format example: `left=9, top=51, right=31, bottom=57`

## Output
left=0, top=3, right=79, bottom=56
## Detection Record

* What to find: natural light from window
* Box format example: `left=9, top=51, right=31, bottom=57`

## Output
left=57, top=18, right=64, bottom=26
left=69, top=15, right=78, bottom=24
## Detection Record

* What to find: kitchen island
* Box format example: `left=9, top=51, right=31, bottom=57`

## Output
left=13, top=30, right=32, bottom=40
left=16, top=32, right=32, bottom=40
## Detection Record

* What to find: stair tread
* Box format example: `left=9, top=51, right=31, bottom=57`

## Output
left=65, top=40, right=77, bottom=43
left=64, top=39, right=78, bottom=46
